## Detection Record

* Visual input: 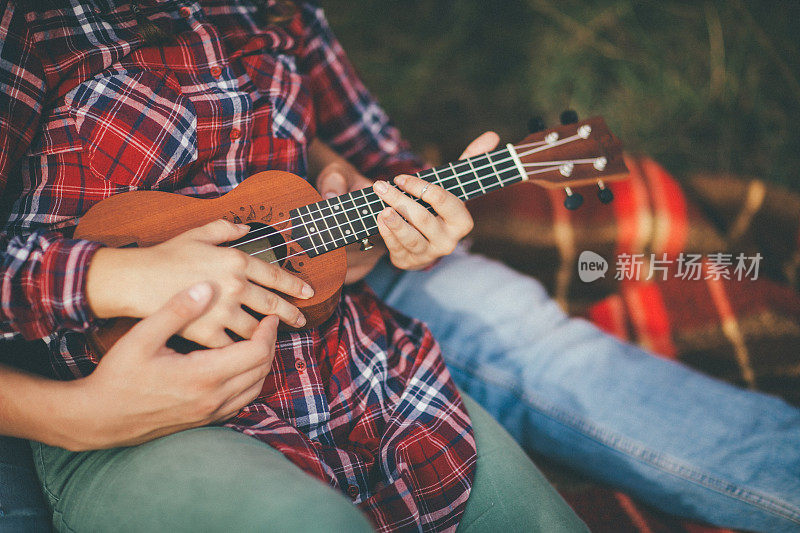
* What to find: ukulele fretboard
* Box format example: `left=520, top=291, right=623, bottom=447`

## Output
left=290, top=147, right=525, bottom=257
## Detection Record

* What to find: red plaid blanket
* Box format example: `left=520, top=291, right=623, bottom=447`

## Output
left=467, top=155, right=800, bottom=532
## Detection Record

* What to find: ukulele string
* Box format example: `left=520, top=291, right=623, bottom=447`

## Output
left=523, top=157, right=602, bottom=167
left=230, top=147, right=522, bottom=249
left=232, top=133, right=588, bottom=251
left=247, top=134, right=598, bottom=259
left=263, top=163, right=567, bottom=264
left=249, top=163, right=560, bottom=259
left=258, top=162, right=573, bottom=263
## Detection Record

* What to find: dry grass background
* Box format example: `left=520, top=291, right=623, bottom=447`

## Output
left=325, top=0, right=800, bottom=191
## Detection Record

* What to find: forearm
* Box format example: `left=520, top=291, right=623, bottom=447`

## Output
left=308, top=140, right=387, bottom=283
left=0, top=363, right=87, bottom=449
left=307, top=138, right=343, bottom=182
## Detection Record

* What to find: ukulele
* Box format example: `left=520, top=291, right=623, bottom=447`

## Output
left=75, top=116, right=627, bottom=355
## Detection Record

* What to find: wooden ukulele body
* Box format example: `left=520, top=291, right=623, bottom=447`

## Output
left=74, top=171, right=346, bottom=355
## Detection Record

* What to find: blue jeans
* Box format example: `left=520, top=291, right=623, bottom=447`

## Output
left=0, top=437, right=50, bottom=532
left=366, top=247, right=800, bottom=532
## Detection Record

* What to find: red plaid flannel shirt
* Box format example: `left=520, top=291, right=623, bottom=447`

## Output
left=0, top=1, right=475, bottom=530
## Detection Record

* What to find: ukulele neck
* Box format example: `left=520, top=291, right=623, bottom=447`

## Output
left=290, top=146, right=526, bottom=258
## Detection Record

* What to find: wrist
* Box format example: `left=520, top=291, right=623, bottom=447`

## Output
left=39, top=378, right=103, bottom=450
left=86, top=247, right=147, bottom=319
left=0, top=366, right=95, bottom=450
left=345, top=243, right=386, bottom=284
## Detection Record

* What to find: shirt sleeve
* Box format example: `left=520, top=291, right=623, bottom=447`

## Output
left=0, top=1, right=103, bottom=340
left=299, top=4, right=426, bottom=179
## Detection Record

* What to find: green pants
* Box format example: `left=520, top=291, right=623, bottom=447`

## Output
left=31, top=394, right=586, bottom=532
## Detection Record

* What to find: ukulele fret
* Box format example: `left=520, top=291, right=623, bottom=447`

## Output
left=342, top=191, right=369, bottom=242
left=357, top=188, right=384, bottom=238
left=465, top=156, right=487, bottom=198
left=450, top=162, right=469, bottom=200
left=290, top=204, right=325, bottom=257
left=330, top=195, right=357, bottom=242
left=314, top=200, right=344, bottom=250
left=430, top=165, right=460, bottom=199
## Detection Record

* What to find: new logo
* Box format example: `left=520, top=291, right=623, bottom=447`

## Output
left=578, top=250, right=608, bottom=282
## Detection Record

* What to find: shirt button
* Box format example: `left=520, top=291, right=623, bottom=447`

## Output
left=210, top=66, right=222, bottom=78
left=229, top=128, right=241, bottom=140
left=294, top=359, right=306, bottom=372
left=179, top=6, right=191, bottom=18
left=347, top=485, right=359, bottom=499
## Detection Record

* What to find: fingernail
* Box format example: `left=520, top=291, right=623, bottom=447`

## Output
left=394, top=175, right=407, bottom=186
left=237, top=223, right=250, bottom=232
left=301, top=284, right=314, bottom=298
left=187, top=282, right=212, bottom=303
left=295, top=314, right=307, bottom=327
left=373, top=180, right=389, bottom=194
left=323, top=191, right=337, bottom=199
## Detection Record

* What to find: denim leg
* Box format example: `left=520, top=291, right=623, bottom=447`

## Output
left=366, top=248, right=800, bottom=532
left=0, top=437, right=50, bottom=533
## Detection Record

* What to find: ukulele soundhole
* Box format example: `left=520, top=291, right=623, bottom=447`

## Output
left=227, top=222, right=288, bottom=266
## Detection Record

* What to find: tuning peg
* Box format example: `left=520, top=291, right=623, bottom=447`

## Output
left=527, top=116, right=546, bottom=134
left=563, top=187, right=584, bottom=210
left=560, top=109, right=579, bottom=125
left=360, top=238, right=374, bottom=251
left=597, top=181, right=614, bottom=204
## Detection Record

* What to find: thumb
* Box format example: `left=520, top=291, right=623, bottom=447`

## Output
left=116, top=282, right=215, bottom=355
left=183, top=219, right=249, bottom=245
left=459, top=131, right=500, bottom=160
left=316, top=168, right=348, bottom=200
left=249, top=315, right=279, bottom=350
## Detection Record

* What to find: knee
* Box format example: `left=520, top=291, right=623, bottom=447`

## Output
left=460, top=395, right=588, bottom=532
left=465, top=455, right=588, bottom=532
left=37, top=428, right=374, bottom=532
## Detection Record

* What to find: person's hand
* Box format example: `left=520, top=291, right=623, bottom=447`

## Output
left=2, top=283, right=278, bottom=451
left=372, top=131, right=500, bottom=270
left=86, top=219, right=314, bottom=347
left=314, top=152, right=388, bottom=283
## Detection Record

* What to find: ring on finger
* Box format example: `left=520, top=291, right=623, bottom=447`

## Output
left=420, top=182, right=430, bottom=199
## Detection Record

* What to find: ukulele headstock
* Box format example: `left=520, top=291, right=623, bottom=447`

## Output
left=511, top=116, right=628, bottom=208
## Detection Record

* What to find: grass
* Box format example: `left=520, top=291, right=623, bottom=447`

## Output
left=325, top=0, right=800, bottom=191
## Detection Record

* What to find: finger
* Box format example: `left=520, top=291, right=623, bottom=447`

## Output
left=317, top=168, right=348, bottom=199
left=241, top=284, right=306, bottom=328
left=212, top=379, right=265, bottom=422
left=378, top=207, right=429, bottom=256
left=245, top=259, right=313, bottom=300
left=349, top=173, right=374, bottom=192
left=221, top=358, right=271, bottom=400
left=459, top=131, right=500, bottom=160
left=249, top=314, right=279, bottom=352
left=393, top=174, right=471, bottom=227
left=373, top=180, right=439, bottom=236
left=194, top=316, right=278, bottom=377
left=209, top=321, right=278, bottom=420
left=225, top=310, right=260, bottom=340
left=187, top=326, right=234, bottom=349
left=181, top=219, right=249, bottom=245
left=376, top=214, right=409, bottom=259
left=117, top=282, right=214, bottom=355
